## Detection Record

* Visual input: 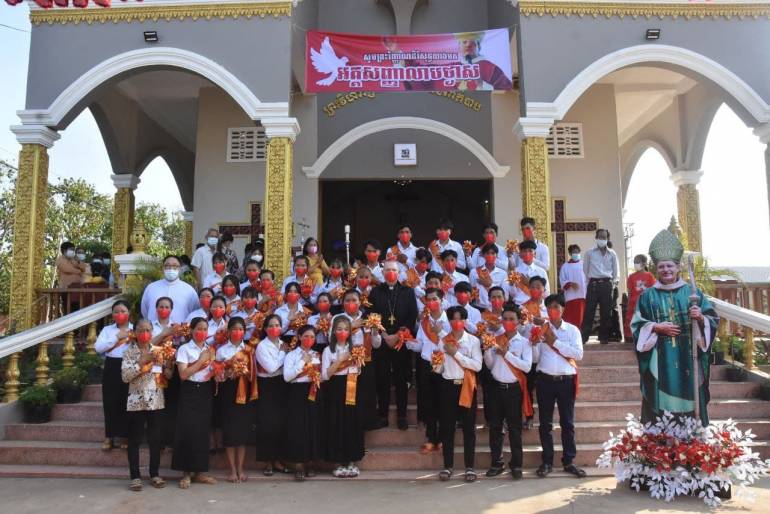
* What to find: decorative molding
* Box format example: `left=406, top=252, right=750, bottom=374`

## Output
left=30, top=1, right=292, bottom=25
left=514, top=116, right=554, bottom=139
left=17, top=47, right=289, bottom=129
left=669, top=169, right=704, bottom=187
left=518, top=1, right=770, bottom=20
left=754, top=123, right=770, bottom=144
left=262, top=117, right=301, bottom=141
left=10, top=125, right=60, bottom=148
left=181, top=210, right=194, bottom=222
left=110, top=173, right=141, bottom=190
left=303, top=116, right=510, bottom=178
left=526, top=44, right=770, bottom=124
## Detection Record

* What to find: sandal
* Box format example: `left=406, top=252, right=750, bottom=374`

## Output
left=419, top=442, right=436, bottom=455
left=465, top=468, right=477, bottom=483
left=101, top=438, right=113, bottom=451
left=439, top=469, right=452, bottom=481
left=263, top=464, right=274, bottom=477
left=179, top=476, right=191, bottom=489
left=150, top=476, right=166, bottom=489
left=129, top=478, right=142, bottom=491
left=294, top=469, right=305, bottom=482
left=192, top=473, right=218, bottom=485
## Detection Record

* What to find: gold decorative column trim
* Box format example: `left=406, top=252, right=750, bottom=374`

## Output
left=521, top=136, right=554, bottom=285
left=264, top=137, right=294, bottom=284
left=182, top=211, right=194, bottom=258
left=519, top=1, right=770, bottom=20
left=31, top=1, right=292, bottom=25
left=3, top=353, right=21, bottom=402
left=110, top=174, right=139, bottom=278
left=670, top=170, right=703, bottom=252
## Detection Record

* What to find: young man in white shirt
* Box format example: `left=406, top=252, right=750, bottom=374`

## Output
left=533, top=294, right=585, bottom=479
left=559, top=244, right=587, bottom=328
left=511, top=217, right=550, bottom=271
left=191, top=228, right=219, bottom=288
left=508, top=240, right=549, bottom=306
left=429, top=219, right=467, bottom=273
left=363, top=239, right=385, bottom=284
left=469, top=223, right=509, bottom=271
left=386, top=223, right=418, bottom=275
left=469, top=244, right=508, bottom=310
left=439, top=249, right=469, bottom=305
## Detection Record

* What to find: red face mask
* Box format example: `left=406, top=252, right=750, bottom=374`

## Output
left=223, top=286, right=236, bottom=297
left=243, top=298, right=257, bottom=310
left=285, top=292, right=300, bottom=304
left=261, top=279, right=273, bottom=290
left=330, top=268, right=342, bottom=278
left=193, top=329, right=208, bottom=343
left=484, top=233, right=496, bottom=244
left=114, top=312, right=129, bottom=325
left=416, top=262, right=429, bottom=273
left=490, top=298, right=504, bottom=310
left=484, top=253, right=497, bottom=265
left=136, top=331, right=152, bottom=344
left=522, top=227, right=534, bottom=239
left=398, top=232, right=411, bottom=244
left=425, top=299, right=441, bottom=313
left=502, top=320, right=517, bottom=333
left=214, top=263, right=225, bottom=274
left=335, top=330, right=350, bottom=343
left=455, top=292, right=470, bottom=305
left=199, top=296, right=212, bottom=310
left=437, top=229, right=449, bottom=241
left=547, top=308, right=561, bottom=323
left=300, top=284, right=313, bottom=297
left=530, top=289, right=543, bottom=301
left=246, top=270, right=259, bottom=281
left=266, top=326, right=282, bottom=339
left=344, top=301, right=359, bottom=315
left=357, top=278, right=370, bottom=290
left=521, top=252, right=534, bottom=265
left=230, top=328, right=245, bottom=343
left=450, top=320, right=466, bottom=332
left=300, top=335, right=315, bottom=350
left=294, top=265, right=307, bottom=276
left=211, top=306, right=225, bottom=319
left=444, top=261, right=457, bottom=273
left=317, top=300, right=331, bottom=313
left=383, top=269, right=398, bottom=284
left=365, top=250, right=379, bottom=263
left=156, top=306, right=171, bottom=320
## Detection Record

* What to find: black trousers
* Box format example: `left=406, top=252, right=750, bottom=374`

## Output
left=536, top=374, right=577, bottom=466
left=374, top=345, right=410, bottom=419
left=486, top=381, right=523, bottom=470
left=438, top=379, right=476, bottom=470
left=127, top=409, right=163, bottom=480
left=417, top=359, right=441, bottom=444
left=581, top=279, right=613, bottom=342
left=102, top=357, right=128, bottom=438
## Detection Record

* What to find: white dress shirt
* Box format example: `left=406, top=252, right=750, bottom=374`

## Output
left=283, top=347, right=322, bottom=383
left=321, top=343, right=361, bottom=380
left=256, top=338, right=286, bottom=378
left=435, top=332, right=483, bottom=380
left=484, top=333, right=532, bottom=383
left=469, top=265, right=508, bottom=309
left=471, top=243, right=509, bottom=272
left=191, top=245, right=215, bottom=281
left=583, top=247, right=619, bottom=281
left=274, top=303, right=305, bottom=336
left=202, top=272, right=225, bottom=294
left=451, top=302, right=482, bottom=334
left=532, top=320, right=583, bottom=376
left=365, top=263, right=384, bottom=283
left=512, top=239, right=550, bottom=271
left=185, top=308, right=208, bottom=323
left=508, top=261, right=549, bottom=306
left=307, top=313, right=332, bottom=346
left=339, top=312, right=382, bottom=352
left=94, top=323, right=134, bottom=358
left=176, top=341, right=212, bottom=382
left=207, top=318, right=227, bottom=346
left=406, top=312, right=450, bottom=363
left=430, top=239, right=467, bottom=272
left=318, top=277, right=345, bottom=305
left=559, top=261, right=587, bottom=302
left=386, top=241, right=418, bottom=275
left=229, top=308, right=261, bottom=340
left=140, top=278, right=200, bottom=324
left=216, top=341, right=244, bottom=362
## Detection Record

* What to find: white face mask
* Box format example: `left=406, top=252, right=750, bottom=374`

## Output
left=595, top=239, right=608, bottom=248
left=65, top=250, right=75, bottom=258
left=164, top=269, right=179, bottom=281
left=634, top=263, right=644, bottom=272
left=251, top=254, right=263, bottom=263
left=103, top=258, right=110, bottom=265
left=76, top=253, right=86, bottom=261
left=571, top=253, right=581, bottom=261
left=207, top=236, right=219, bottom=247
left=92, top=258, right=102, bottom=265
left=307, top=245, right=318, bottom=255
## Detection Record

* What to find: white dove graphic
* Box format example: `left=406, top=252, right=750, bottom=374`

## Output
left=310, top=36, right=349, bottom=86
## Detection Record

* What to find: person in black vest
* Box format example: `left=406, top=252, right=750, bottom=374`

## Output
left=369, top=260, right=418, bottom=430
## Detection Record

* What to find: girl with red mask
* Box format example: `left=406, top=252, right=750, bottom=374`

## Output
left=148, top=296, right=183, bottom=448
left=221, top=274, right=241, bottom=308
left=215, top=317, right=254, bottom=484
left=121, top=318, right=172, bottom=491
left=275, top=282, right=309, bottom=339
left=173, top=317, right=217, bottom=489
left=283, top=325, right=324, bottom=481
left=321, top=316, right=365, bottom=478
left=240, top=260, right=261, bottom=293
left=302, top=237, right=330, bottom=287
left=256, top=314, right=292, bottom=476
left=282, top=254, right=313, bottom=292
left=202, top=252, right=228, bottom=294
left=206, top=296, right=228, bottom=347
left=94, top=300, right=134, bottom=452
left=257, top=269, right=281, bottom=313
left=318, top=258, right=346, bottom=307
left=308, top=292, right=334, bottom=350
left=186, top=288, right=214, bottom=323
left=149, top=296, right=174, bottom=345
left=362, top=239, right=385, bottom=283
left=230, top=286, right=260, bottom=341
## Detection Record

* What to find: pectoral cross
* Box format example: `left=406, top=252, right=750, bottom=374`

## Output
left=389, top=314, right=396, bottom=325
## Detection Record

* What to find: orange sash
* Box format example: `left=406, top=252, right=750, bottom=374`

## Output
left=234, top=340, right=259, bottom=404
left=363, top=332, right=373, bottom=362
left=295, top=360, right=322, bottom=402
left=495, top=335, right=533, bottom=417
left=444, top=334, right=476, bottom=408
left=420, top=314, right=440, bottom=344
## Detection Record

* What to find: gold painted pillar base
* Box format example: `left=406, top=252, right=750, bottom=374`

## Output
left=110, top=174, right=139, bottom=277
left=521, top=136, right=554, bottom=284
left=182, top=211, right=194, bottom=257
left=264, top=137, right=294, bottom=284
left=670, top=170, right=703, bottom=252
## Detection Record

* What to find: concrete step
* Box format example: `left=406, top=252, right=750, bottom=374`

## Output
left=579, top=350, right=637, bottom=366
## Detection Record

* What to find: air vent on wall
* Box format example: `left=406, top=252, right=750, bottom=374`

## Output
left=547, top=123, right=584, bottom=159
left=227, top=126, right=267, bottom=162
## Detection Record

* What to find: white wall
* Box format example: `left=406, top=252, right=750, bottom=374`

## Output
left=292, top=93, right=320, bottom=247
left=491, top=89, right=523, bottom=241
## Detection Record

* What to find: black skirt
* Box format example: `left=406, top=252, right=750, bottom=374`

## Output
left=285, top=382, right=320, bottom=463
left=171, top=380, right=213, bottom=472
left=102, top=356, right=128, bottom=438
left=218, top=379, right=256, bottom=447
left=162, top=367, right=181, bottom=446
left=324, top=374, right=365, bottom=464
left=358, top=361, right=380, bottom=430
left=255, top=375, right=288, bottom=462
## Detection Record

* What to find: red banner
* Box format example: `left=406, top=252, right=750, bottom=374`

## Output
left=305, top=29, right=512, bottom=93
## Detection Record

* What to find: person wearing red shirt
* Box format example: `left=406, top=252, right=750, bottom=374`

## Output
left=625, top=254, right=656, bottom=342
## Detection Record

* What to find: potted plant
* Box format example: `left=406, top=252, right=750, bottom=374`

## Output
left=759, top=380, right=770, bottom=401
left=725, top=336, right=747, bottom=382
left=19, top=385, right=56, bottom=424
left=52, top=367, right=88, bottom=403
left=712, top=339, right=726, bottom=365
left=75, top=352, right=103, bottom=384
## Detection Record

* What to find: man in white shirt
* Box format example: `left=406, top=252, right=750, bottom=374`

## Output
left=429, top=219, right=467, bottom=273
left=580, top=229, right=619, bottom=344
left=191, top=228, right=219, bottom=288
left=559, top=244, right=587, bottom=327
left=363, top=239, right=385, bottom=284
left=439, top=249, right=469, bottom=305
left=510, top=217, right=550, bottom=271
left=141, top=255, right=200, bottom=324
left=533, top=294, right=585, bottom=479
left=469, top=244, right=508, bottom=309
left=469, top=223, right=509, bottom=271
left=508, top=240, right=549, bottom=306
left=386, top=223, right=418, bottom=275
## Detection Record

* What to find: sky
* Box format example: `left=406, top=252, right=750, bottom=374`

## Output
left=1, top=3, right=768, bottom=268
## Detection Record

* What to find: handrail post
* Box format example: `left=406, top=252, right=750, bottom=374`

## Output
left=35, top=342, right=50, bottom=386
left=86, top=322, right=98, bottom=355
left=62, top=331, right=75, bottom=368
left=744, top=327, right=756, bottom=370
left=3, top=353, right=21, bottom=402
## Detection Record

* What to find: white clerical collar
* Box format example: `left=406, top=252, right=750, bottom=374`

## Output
left=653, top=279, right=688, bottom=291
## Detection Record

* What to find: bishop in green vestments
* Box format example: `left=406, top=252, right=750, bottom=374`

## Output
left=631, top=230, right=718, bottom=425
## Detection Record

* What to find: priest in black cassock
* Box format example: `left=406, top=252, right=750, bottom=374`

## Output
left=370, top=260, right=418, bottom=430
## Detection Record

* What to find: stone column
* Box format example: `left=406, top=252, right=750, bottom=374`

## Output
left=515, top=117, right=555, bottom=284
left=753, top=123, right=770, bottom=228
left=670, top=170, right=704, bottom=252
left=110, top=174, right=139, bottom=277
left=262, top=118, right=300, bottom=284
left=8, top=125, right=59, bottom=332
left=182, top=211, right=194, bottom=257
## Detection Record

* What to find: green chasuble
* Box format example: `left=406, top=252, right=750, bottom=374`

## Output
left=631, top=283, right=718, bottom=425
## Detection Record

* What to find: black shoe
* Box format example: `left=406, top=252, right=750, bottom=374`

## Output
left=600, top=340, right=609, bottom=345
left=378, top=417, right=389, bottom=428
left=536, top=463, right=552, bottom=478
left=485, top=466, right=504, bottom=477
left=397, top=417, right=408, bottom=431
left=563, top=464, right=587, bottom=478
left=511, top=468, right=523, bottom=480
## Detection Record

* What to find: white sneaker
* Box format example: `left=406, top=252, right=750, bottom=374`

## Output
left=348, top=465, right=359, bottom=477
left=332, top=466, right=347, bottom=478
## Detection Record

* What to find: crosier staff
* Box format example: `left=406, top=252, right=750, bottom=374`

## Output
left=345, top=224, right=351, bottom=267
left=686, top=253, right=705, bottom=422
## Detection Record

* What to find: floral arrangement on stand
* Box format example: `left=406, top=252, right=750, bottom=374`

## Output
left=596, top=411, right=770, bottom=507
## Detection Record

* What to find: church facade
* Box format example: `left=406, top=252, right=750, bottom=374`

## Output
left=8, top=0, right=770, bottom=330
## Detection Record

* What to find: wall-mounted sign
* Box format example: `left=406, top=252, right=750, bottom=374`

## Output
left=394, top=144, right=417, bottom=166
